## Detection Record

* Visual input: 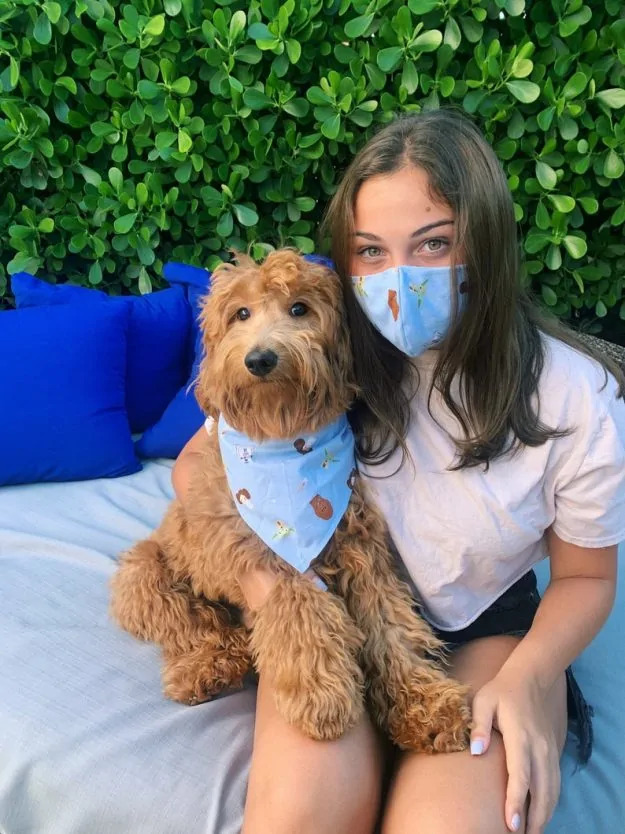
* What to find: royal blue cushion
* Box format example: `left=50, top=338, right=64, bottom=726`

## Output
left=11, top=273, right=191, bottom=434
left=0, top=303, right=140, bottom=486
left=135, top=263, right=210, bottom=459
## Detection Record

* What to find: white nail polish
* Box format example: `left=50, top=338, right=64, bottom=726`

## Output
left=511, top=813, right=521, bottom=831
left=470, top=739, right=484, bottom=756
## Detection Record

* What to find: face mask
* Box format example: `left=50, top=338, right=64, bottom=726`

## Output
left=351, top=265, right=467, bottom=358
left=218, top=414, right=356, bottom=574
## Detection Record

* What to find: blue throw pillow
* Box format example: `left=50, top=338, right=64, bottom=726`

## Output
left=136, top=263, right=210, bottom=459
left=0, top=303, right=140, bottom=486
left=11, top=273, right=191, bottom=434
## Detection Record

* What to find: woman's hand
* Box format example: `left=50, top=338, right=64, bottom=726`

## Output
left=469, top=669, right=561, bottom=834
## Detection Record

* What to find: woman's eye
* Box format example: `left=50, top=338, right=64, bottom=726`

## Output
left=235, top=307, right=251, bottom=321
left=358, top=246, right=383, bottom=259
left=422, top=238, right=448, bottom=253
left=290, top=302, right=308, bottom=317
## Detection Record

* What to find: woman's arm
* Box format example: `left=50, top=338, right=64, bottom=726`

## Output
left=172, top=427, right=281, bottom=610
left=500, top=531, right=617, bottom=688
left=471, top=532, right=618, bottom=833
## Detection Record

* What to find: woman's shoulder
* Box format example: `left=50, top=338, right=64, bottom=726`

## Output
left=540, top=334, right=622, bottom=423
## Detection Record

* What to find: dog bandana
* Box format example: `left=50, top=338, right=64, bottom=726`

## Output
left=352, top=265, right=468, bottom=357
left=217, top=414, right=357, bottom=574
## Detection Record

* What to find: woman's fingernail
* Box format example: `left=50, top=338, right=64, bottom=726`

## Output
left=470, top=739, right=484, bottom=756
left=510, top=813, right=521, bottom=832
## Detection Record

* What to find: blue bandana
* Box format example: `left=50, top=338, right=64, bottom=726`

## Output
left=217, top=414, right=356, bottom=574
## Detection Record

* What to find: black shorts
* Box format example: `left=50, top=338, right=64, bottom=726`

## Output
left=430, top=571, right=593, bottom=763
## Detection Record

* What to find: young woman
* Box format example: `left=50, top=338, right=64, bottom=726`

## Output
left=173, top=109, right=625, bottom=834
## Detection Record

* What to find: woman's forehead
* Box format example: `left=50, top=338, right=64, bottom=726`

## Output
left=353, top=168, right=452, bottom=237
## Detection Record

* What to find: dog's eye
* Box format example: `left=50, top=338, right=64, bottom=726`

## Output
left=289, top=302, right=308, bottom=317
left=235, top=307, right=251, bottom=321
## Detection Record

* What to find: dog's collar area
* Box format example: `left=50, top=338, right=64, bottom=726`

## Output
left=217, top=413, right=356, bottom=575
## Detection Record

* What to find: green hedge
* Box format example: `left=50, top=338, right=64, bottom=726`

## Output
left=1, top=0, right=624, bottom=330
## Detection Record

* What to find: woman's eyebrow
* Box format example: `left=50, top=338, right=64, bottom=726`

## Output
left=353, top=220, right=455, bottom=240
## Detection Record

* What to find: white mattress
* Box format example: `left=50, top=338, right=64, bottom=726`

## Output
left=0, top=463, right=623, bottom=833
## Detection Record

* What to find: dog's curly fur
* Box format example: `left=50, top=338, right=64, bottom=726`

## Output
left=110, top=250, right=471, bottom=751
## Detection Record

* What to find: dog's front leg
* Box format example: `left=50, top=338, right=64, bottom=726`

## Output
left=249, top=573, right=366, bottom=741
left=328, top=495, right=471, bottom=754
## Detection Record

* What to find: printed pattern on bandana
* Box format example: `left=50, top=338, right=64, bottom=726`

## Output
left=352, top=265, right=468, bottom=358
left=217, top=414, right=356, bottom=574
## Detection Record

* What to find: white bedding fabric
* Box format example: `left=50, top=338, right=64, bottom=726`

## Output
left=0, top=462, right=623, bottom=833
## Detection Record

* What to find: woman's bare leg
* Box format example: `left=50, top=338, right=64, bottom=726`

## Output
left=381, top=636, right=568, bottom=834
left=243, top=675, right=386, bottom=834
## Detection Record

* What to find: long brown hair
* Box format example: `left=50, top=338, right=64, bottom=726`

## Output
left=321, top=108, right=624, bottom=469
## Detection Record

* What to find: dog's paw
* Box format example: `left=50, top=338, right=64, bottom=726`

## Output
left=273, top=659, right=365, bottom=741
left=387, top=676, right=471, bottom=754
left=163, top=648, right=249, bottom=706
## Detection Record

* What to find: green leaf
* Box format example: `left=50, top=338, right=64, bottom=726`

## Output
left=562, top=72, right=588, bottom=100
left=138, top=267, right=152, bottom=294
left=506, top=80, right=540, bottom=103
left=229, top=10, right=247, bottom=42
left=43, top=1, right=62, bottom=24
left=377, top=47, right=403, bottom=73
left=344, top=14, right=374, bottom=39
left=243, top=87, right=273, bottom=109
left=34, top=13, right=52, bottom=45
left=545, top=244, right=562, bottom=271
left=595, top=88, right=625, bottom=109
left=413, top=30, right=443, bottom=52
left=38, top=217, right=55, bottom=233
left=541, top=285, right=558, bottom=306
left=562, top=235, right=587, bottom=259
left=89, top=261, right=103, bottom=285
left=56, top=76, right=77, bottom=94
left=77, top=164, right=102, bottom=187
left=144, top=15, right=165, bottom=37
left=604, top=150, right=625, bottom=179
left=578, top=197, right=598, bottom=214
left=216, top=211, right=234, bottom=237
left=504, top=0, right=525, bottom=16
left=137, top=79, right=161, bottom=99
left=123, top=48, right=141, bottom=69
left=171, top=76, right=191, bottom=95
left=286, top=39, right=301, bottom=64
left=524, top=232, right=551, bottom=253
left=548, top=194, right=575, bottom=213
left=536, top=161, right=557, bottom=190
left=247, top=22, right=272, bottom=40
left=537, top=107, right=555, bottom=131
left=178, top=129, right=193, bottom=153
left=407, top=0, right=439, bottom=11
left=108, top=167, right=124, bottom=192
left=114, top=212, right=138, bottom=234
left=233, top=204, right=259, bottom=226
left=595, top=300, right=607, bottom=318
left=444, top=17, right=461, bottom=51
left=164, top=0, right=182, bottom=14
left=321, top=113, right=341, bottom=139
left=9, top=57, right=20, bottom=88
left=401, top=61, right=419, bottom=95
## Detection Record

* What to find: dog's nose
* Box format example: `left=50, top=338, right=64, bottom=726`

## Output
left=244, top=349, right=278, bottom=377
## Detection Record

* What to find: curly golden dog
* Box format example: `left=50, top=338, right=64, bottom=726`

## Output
left=110, top=249, right=470, bottom=752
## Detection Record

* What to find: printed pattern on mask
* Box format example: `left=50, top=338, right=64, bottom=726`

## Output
left=217, top=414, right=357, bottom=573
left=352, top=265, right=467, bottom=358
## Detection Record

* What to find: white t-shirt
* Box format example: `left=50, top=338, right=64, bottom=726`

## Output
left=360, top=337, right=625, bottom=631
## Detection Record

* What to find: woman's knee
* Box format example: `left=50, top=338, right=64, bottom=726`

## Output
left=243, top=679, right=384, bottom=834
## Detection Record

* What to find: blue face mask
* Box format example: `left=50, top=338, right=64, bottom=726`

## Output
left=351, top=265, right=468, bottom=358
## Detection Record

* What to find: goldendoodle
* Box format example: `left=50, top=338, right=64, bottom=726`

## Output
left=110, top=249, right=470, bottom=752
